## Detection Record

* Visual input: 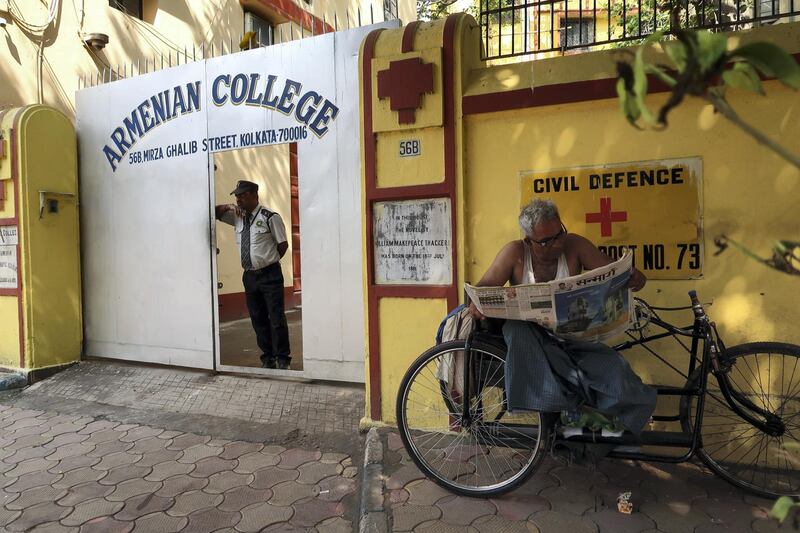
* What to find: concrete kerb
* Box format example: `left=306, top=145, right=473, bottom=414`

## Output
left=0, top=371, right=26, bottom=391
left=359, top=427, right=388, bottom=533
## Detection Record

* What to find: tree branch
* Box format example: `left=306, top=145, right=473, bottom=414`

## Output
left=705, top=91, right=800, bottom=170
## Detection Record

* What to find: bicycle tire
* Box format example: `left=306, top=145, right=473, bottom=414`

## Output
left=396, top=339, right=549, bottom=497
left=682, top=342, right=800, bottom=497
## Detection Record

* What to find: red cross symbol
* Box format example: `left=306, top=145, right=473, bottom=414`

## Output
left=377, top=57, right=434, bottom=125
left=585, top=197, right=627, bottom=237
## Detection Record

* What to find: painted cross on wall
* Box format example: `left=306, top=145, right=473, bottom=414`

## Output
left=377, top=57, right=435, bottom=125
left=520, top=157, right=703, bottom=280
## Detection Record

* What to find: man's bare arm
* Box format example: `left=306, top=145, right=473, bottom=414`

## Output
left=468, top=241, right=521, bottom=318
left=475, top=241, right=521, bottom=287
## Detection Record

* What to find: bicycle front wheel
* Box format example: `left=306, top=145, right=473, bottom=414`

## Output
left=396, top=339, right=549, bottom=497
left=683, top=342, right=800, bottom=497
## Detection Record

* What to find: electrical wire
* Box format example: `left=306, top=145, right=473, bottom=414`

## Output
left=8, top=0, right=59, bottom=33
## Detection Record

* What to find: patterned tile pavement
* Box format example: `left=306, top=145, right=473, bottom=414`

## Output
left=0, top=404, right=359, bottom=532
left=380, top=430, right=795, bottom=532
left=24, top=361, right=363, bottom=436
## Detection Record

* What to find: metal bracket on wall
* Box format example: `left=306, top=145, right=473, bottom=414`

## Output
left=38, top=191, right=76, bottom=219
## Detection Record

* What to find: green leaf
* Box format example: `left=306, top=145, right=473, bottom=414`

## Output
left=664, top=42, right=688, bottom=71
left=722, top=62, right=764, bottom=94
left=695, top=30, right=728, bottom=74
left=644, top=31, right=664, bottom=46
left=616, top=77, right=641, bottom=126
left=732, top=42, right=800, bottom=89
left=646, top=64, right=677, bottom=88
left=770, top=496, right=797, bottom=523
left=634, top=45, right=657, bottom=124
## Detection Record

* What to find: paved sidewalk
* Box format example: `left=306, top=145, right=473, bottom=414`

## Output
left=0, top=403, right=359, bottom=532
left=380, top=429, right=791, bottom=532
left=26, top=360, right=362, bottom=438
left=0, top=360, right=366, bottom=532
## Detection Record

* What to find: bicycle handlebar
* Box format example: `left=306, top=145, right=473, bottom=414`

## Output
left=688, top=290, right=706, bottom=320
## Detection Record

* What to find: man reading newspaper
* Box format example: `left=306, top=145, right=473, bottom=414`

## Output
left=467, top=199, right=656, bottom=436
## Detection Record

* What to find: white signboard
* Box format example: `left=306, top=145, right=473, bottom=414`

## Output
left=0, top=245, right=17, bottom=289
left=76, top=23, right=398, bottom=380
left=374, top=199, right=452, bottom=285
left=0, top=226, right=18, bottom=245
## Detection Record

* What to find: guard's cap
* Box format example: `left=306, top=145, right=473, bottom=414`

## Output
left=230, top=180, right=258, bottom=195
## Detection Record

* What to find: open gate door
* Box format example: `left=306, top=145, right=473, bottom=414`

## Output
left=76, top=61, right=215, bottom=369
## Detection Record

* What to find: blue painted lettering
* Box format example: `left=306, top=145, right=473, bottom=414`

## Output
left=309, top=100, right=339, bottom=137
left=245, top=74, right=262, bottom=105
left=186, top=81, right=200, bottom=112
left=103, top=145, right=122, bottom=172
left=172, top=86, right=187, bottom=116
left=212, top=75, right=230, bottom=106
left=260, top=75, right=279, bottom=109
left=230, top=74, right=248, bottom=105
left=295, top=91, right=321, bottom=125
left=150, top=92, right=167, bottom=126
left=138, top=100, right=155, bottom=132
left=276, top=80, right=301, bottom=114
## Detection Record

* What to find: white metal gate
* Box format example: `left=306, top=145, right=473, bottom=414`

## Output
left=76, top=22, right=398, bottom=380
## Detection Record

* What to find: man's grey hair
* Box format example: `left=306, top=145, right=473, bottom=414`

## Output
left=518, top=199, right=560, bottom=233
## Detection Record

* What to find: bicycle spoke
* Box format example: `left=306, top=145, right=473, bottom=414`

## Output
left=399, top=346, right=544, bottom=495
left=731, top=362, right=766, bottom=407
left=703, top=426, right=759, bottom=456
left=784, top=357, right=800, bottom=413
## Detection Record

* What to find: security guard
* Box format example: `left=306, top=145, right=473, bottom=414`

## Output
left=216, top=180, right=291, bottom=369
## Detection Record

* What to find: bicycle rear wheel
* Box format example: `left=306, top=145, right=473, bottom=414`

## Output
left=683, top=342, right=800, bottom=497
left=396, top=339, right=549, bottom=497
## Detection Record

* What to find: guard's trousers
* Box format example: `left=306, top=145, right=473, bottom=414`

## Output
left=243, top=263, right=291, bottom=365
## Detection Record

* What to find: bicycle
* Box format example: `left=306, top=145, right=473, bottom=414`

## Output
left=396, top=290, right=800, bottom=498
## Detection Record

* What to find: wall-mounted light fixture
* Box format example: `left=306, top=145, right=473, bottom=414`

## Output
left=83, top=33, right=110, bottom=50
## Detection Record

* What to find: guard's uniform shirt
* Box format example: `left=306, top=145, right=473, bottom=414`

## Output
left=220, top=204, right=287, bottom=270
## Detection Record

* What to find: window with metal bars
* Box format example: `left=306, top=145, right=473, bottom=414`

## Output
left=559, top=17, right=595, bottom=50
left=384, top=0, right=399, bottom=21
left=480, top=0, right=800, bottom=60
left=245, top=12, right=274, bottom=46
left=109, top=0, right=142, bottom=19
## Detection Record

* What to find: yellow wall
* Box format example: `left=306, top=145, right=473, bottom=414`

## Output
left=0, top=299, right=19, bottom=369
left=462, top=23, right=800, bottom=385
left=0, top=110, right=18, bottom=369
left=214, top=144, right=293, bottom=294
left=363, top=15, right=800, bottom=423
left=19, top=106, right=82, bottom=370
left=0, top=106, right=81, bottom=372
left=378, top=298, right=448, bottom=423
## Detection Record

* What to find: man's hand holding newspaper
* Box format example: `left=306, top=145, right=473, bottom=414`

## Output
left=465, top=250, right=634, bottom=342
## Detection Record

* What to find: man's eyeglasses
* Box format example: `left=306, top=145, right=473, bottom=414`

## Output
left=525, top=224, right=567, bottom=248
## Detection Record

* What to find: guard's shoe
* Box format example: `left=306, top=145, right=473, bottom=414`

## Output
left=262, top=359, right=277, bottom=369
left=277, top=359, right=290, bottom=370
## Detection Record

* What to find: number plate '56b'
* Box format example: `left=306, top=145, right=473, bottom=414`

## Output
left=399, top=139, right=421, bottom=158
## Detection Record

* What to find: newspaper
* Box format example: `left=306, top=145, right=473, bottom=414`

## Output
left=465, top=250, right=633, bottom=342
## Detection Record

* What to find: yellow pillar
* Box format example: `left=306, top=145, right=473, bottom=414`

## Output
left=0, top=105, right=82, bottom=382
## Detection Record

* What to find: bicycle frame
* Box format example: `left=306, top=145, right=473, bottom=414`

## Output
left=456, top=292, right=785, bottom=465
